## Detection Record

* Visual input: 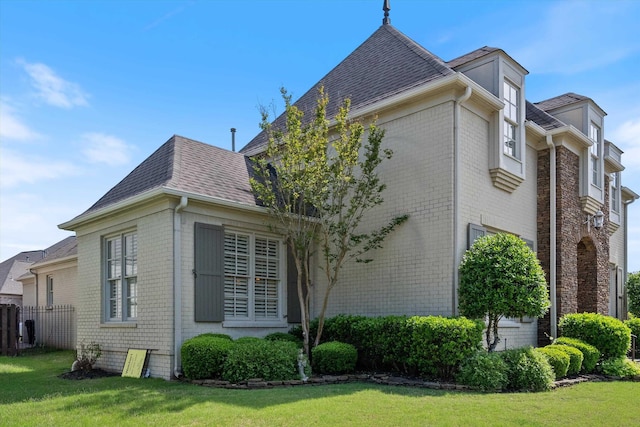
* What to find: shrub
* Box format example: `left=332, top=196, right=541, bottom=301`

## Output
left=197, top=333, right=233, bottom=341
left=222, top=340, right=300, bottom=383
left=408, top=316, right=483, bottom=380
left=551, top=344, right=583, bottom=376
left=73, top=341, right=102, bottom=372
left=627, top=271, right=640, bottom=317
left=234, top=336, right=263, bottom=345
left=311, top=342, right=358, bottom=375
left=624, top=317, right=640, bottom=354
left=600, top=357, right=640, bottom=378
left=264, top=332, right=302, bottom=347
left=537, top=346, right=570, bottom=379
left=559, top=313, right=631, bottom=359
left=456, top=351, right=508, bottom=392
left=553, top=337, right=599, bottom=373
left=500, top=347, right=555, bottom=392
left=181, top=336, right=234, bottom=380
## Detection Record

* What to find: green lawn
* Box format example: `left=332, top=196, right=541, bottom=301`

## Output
left=1, top=351, right=639, bottom=426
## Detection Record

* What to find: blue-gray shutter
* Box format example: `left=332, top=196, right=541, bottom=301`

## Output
left=194, top=223, right=224, bottom=322
left=286, top=246, right=303, bottom=323
left=467, top=223, right=487, bottom=249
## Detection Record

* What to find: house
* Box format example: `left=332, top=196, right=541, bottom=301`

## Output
left=0, top=250, right=44, bottom=306
left=59, top=8, right=637, bottom=379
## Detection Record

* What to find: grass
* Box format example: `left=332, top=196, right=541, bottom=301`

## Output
left=1, top=351, right=639, bottom=426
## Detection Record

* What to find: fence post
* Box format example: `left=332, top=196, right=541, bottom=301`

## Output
left=1, top=304, right=19, bottom=356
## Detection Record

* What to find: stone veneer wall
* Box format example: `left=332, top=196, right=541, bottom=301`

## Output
left=537, top=147, right=610, bottom=345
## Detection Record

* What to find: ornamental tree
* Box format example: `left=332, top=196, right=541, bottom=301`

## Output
left=458, top=233, right=550, bottom=351
left=250, top=87, right=408, bottom=357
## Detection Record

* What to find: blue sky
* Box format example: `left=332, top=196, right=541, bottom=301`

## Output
left=1, top=0, right=639, bottom=272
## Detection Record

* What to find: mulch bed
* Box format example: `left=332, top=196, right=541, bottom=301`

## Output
left=58, top=369, right=119, bottom=380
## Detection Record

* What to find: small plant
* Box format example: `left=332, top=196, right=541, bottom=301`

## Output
left=599, top=357, right=640, bottom=378
left=311, top=341, right=358, bottom=375
left=456, top=351, right=508, bottom=392
left=537, top=346, right=570, bottom=379
left=553, top=337, right=599, bottom=373
left=73, top=341, right=102, bottom=372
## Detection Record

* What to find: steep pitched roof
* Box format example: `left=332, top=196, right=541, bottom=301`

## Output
left=81, top=135, right=258, bottom=216
left=240, top=24, right=455, bottom=156
left=526, top=101, right=566, bottom=131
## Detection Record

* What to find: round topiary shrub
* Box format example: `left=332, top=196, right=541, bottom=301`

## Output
left=551, top=344, right=583, bottom=376
left=553, top=337, right=599, bottom=373
left=537, top=346, right=570, bottom=379
left=456, top=351, right=508, bottom=392
left=311, top=341, right=358, bottom=375
left=559, top=313, right=631, bottom=359
left=500, top=347, right=555, bottom=392
left=221, top=340, right=300, bottom=383
left=181, top=335, right=234, bottom=380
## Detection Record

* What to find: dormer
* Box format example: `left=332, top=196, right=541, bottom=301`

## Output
left=605, top=140, right=625, bottom=234
left=448, top=47, right=529, bottom=193
left=535, top=93, right=606, bottom=214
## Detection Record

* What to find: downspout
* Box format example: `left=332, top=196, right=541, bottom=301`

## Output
left=452, top=85, right=472, bottom=315
left=546, top=135, right=557, bottom=339
left=173, top=196, right=188, bottom=378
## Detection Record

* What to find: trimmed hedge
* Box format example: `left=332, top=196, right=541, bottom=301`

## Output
left=538, top=346, right=570, bottom=379
left=408, top=316, right=484, bottom=380
left=500, top=347, right=555, bottom=392
left=553, top=337, right=599, bottom=373
left=221, top=340, right=300, bottom=383
left=456, top=351, right=508, bottom=392
left=552, top=344, right=583, bottom=376
left=311, top=341, right=358, bottom=374
left=264, top=332, right=303, bottom=347
left=600, top=356, right=640, bottom=378
left=559, top=313, right=631, bottom=359
left=181, top=335, right=234, bottom=380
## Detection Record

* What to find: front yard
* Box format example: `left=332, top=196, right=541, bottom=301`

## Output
left=1, top=351, right=639, bottom=426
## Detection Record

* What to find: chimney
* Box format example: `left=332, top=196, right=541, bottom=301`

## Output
left=230, top=128, right=236, bottom=152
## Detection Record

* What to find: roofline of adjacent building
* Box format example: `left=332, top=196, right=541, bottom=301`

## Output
left=59, top=186, right=268, bottom=230
left=28, top=254, right=78, bottom=270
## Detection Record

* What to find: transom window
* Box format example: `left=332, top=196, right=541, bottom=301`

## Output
left=105, top=231, right=138, bottom=321
left=589, top=122, right=601, bottom=187
left=224, top=232, right=281, bottom=321
left=503, top=81, right=519, bottom=158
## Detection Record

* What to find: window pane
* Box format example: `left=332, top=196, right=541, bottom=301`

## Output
left=109, top=279, right=121, bottom=319
left=124, top=233, right=137, bottom=276
left=126, top=277, right=137, bottom=319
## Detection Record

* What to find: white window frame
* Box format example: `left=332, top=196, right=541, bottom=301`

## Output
left=46, top=275, right=54, bottom=307
left=503, top=80, right=520, bottom=159
left=223, top=230, right=285, bottom=326
left=104, top=231, right=138, bottom=323
left=589, top=122, right=601, bottom=188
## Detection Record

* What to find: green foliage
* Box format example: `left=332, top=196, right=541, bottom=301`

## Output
left=551, top=344, right=584, bottom=376
left=74, top=341, right=102, bottom=372
left=408, top=316, right=484, bottom=380
left=196, top=333, right=233, bottom=341
left=500, top=347, right=555, bottom=392
left=553, top=337, right=599, bottom=373
left=251, top=87, right=407, bottom=355
left=458, top=233, right=549, bottom=351
left=264, top=332, right=302, bottom=347
left=456, top=351, right=508, bottom=392
left=537, top=346, right=570, bottom=379
left=599, top=357, right=640, bottom=378
left=626, top=271, right=640, bottom=317
left=624, top=317, right=640, bottom=354
left=181, top=336, right=234, bottom=380
left=311, top=341, right=358, bottom=375
left=234, top=336, right=263, bottom=345
left=559, top=313, right=631, bottom=359
left=221, top=340, right=300, bottom=383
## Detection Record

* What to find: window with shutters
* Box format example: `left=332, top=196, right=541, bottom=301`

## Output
left=224, top=231, right=282, bottom=322
left=104, top=231, right=138, bottom=322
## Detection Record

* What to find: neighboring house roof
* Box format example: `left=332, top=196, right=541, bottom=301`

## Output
left=525, top=101, right=566, bottom=131
left=77, top=135, right=258, bottom=217
left=240, top=23, right=455, bottom=156
left=30, top=236, right=77, bottom=268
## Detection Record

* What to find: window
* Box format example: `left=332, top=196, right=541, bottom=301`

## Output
left=46, top=275, right=53, bottom=306
left=589, top=122, right=601, bottom=187
left=503, top=81, right=519, bottom=158
left=224, top=231, right=281, bottom=321
left=611, top=172, right=620, bottom=214
left=105, top=232, right=138, bottom=321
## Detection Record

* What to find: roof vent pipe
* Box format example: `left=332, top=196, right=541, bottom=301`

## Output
left=230, top=128, right=236, bottom=152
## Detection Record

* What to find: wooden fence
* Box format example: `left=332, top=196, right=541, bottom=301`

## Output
left=1, top=304, right=20, bottom=356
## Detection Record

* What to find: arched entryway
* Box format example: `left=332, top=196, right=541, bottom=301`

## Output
left=576, top=237, right=598, bottom=313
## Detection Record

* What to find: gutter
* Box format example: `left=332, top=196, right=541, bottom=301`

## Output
left=452, top=85, right=472, bottom=315
left=546, top=135, right=558, bottom=339
left=173, top=196, right=188, bottom=378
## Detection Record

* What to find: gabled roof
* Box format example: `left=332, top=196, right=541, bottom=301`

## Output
left=526, top=101, right=566, bottom=131
left=240, top=24, right=455, bottom=156
left=446, top=46, right=501, bottom=69
left=77, top=135, right=258, bottom=218
left=534, top=92, right=592, bottom=112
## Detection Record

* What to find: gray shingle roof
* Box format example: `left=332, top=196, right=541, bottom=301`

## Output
left=446, top=46, right=501, bottom=69
left=534, top=93, right=591, bottom=112
left=32, top=236, right=77, bottom=266
left=526, top=101, right=566, bottom=131
left=83, top=135, right=258, bottom=216
left=240, top=24, right=455, bottom=156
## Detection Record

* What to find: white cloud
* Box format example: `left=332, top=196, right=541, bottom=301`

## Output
left=0, top=148, right=80, bottom=189
left=611, top=118, right=640, bottom=168
left=0, top=100, right=41, bottom=140
left=18, top=59, right=89, bottom=108
left=81, top=132, right=134, bottom=166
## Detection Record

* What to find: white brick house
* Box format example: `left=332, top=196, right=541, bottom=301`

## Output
left=60, top=14, right=637, bottom=379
